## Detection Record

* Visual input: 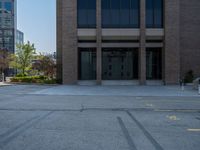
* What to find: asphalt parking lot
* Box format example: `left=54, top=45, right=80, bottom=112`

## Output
left=0, top=85, right=199, bottom=150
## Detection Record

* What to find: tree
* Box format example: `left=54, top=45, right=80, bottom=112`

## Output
left=32, top=54, right=56, bottom=79
left=10, top=42, right=35, bottom=75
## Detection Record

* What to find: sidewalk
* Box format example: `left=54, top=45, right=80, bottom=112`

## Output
left=31, top=85, right=200, bottom=97
left=0, top=82, right=12, bottom=87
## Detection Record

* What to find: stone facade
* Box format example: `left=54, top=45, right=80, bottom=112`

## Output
left=57, top=0, right=200, bottom=85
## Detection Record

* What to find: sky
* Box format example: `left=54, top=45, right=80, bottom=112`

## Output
left=17, top=0, right=56, bottom=53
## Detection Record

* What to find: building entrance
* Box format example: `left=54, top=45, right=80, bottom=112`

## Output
left=146, top=48, right=162, bottom=80
left=102, top=48, right=138, bottom=80
left=78, top=48, right=96, bottom=80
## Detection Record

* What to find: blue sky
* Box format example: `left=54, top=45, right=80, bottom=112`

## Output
left=17, top=0, right=56, bottom=53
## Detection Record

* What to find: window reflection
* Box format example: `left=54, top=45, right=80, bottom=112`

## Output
left=102, top=0, right=139, bottom=28
left=146, top=0, right=163, bottom=28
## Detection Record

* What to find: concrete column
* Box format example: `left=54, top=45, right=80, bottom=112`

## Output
left=61, top=0, right=78, bottom=84
left=96, top=0, right=102, bottom=84
left=164, top=0, right=180, bottom=84
left=139, top=0, right=146, bottom=85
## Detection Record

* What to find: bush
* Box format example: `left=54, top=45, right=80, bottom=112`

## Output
left=16, top=73, right=28, bottom=77
left=184, top=70, right=194, bottom=83
left=43, top=79, right=57, bottom=84
left=10, top=76, right=56, bottom=84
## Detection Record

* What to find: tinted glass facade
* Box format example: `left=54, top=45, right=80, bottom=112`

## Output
left=4, top=2, right=12, bottom=12
left=78, top=48, right=96, bottom=80
left=102, top=0, right=139, bottom=28
left=146, top=0, right=163, bottom=28
left=102, top=48, right=138, bottom=80
left=146, top=48, right=162, bottom=79
left=77, top=0, right=96, bottom=28
left=0, top=0, right=15, bottom=53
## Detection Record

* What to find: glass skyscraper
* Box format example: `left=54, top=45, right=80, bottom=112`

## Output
left=0, top=0, right=17, bottom=53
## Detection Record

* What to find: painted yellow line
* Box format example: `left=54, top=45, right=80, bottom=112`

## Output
left=187, top=129, right=200, bottom=132
left=154, top=109, right=199, bottom=112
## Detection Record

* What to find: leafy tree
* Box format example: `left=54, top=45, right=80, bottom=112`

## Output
left=32, top=54, right=56, bottom=79
left=10, top=42, right=35, bottom=76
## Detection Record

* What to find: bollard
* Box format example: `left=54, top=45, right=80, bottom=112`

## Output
left=2, top=73, right=4, bottom=83
left=181, top=82, right=185, bottom=91
left=198, top=80, right=200, bottom=95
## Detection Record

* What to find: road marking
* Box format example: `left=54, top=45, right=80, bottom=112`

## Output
left=0, top=111, right=53, bottom=148
left=117, top=117, right=137, bottom=150
left=166, top=115, right=180, bottom=121
left=154, top=109, right=200, bottom=113
left=126, top=111, right=164, bottom=150
left=187, top=129, right=200, bottom=132
left=145, top=104, right=154, bottom=107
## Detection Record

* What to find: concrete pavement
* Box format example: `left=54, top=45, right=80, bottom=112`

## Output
left=0, top=85, right=199, bottom=150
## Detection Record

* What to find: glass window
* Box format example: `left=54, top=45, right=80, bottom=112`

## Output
left=77, top=0, right=96, bottom=28
left=4, top=2, right=12, bottom=12
left=102, top=48, right=138, bottom=80
left=154, top=0, right=163, bottom=28
left=102, top=0, right=139, bottom=28
left=78, top=48, right=96, bottom=80
left=130, top=0, right=139, bottom=27
left=102, top=0, right=110, bottom=27
left=120, top=0, right=130, bottom=27
left=146, top=48, right=162, bottom=79
left=110, top=0, right=120, bottom=27
left=146, top=0, right=163, bottom=28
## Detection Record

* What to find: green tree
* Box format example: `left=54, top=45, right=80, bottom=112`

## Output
left=10, top=42, right=35, bottom=76
left=32, top=54, right=56, bottom=79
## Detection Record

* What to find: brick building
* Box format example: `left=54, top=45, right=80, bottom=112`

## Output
left=57, top=0, right=200, bottom=85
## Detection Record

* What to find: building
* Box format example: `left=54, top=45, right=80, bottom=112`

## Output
left=0, top=0, right=17, bottom=76
left=57, top=0, right=200, bottom=85
left=16, top=29, right=24, bottom=46
left=0, top=0, right=17, bottom=53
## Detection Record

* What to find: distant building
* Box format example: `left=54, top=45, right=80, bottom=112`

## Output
left=16, top=29, right=24, bottom=46
left=0, top=0, right=17, bottom=53
left=0, top=0, right=17, bottom=76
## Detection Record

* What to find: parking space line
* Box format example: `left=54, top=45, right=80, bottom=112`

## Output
left=0, top=116, right=39, bottom=139
left=0, top=111, right=53, bottom=148
left=126, top=111, right=163, bottom=150
left=187, top=129, right=200, bottom=132
left=117, top=117, right=137, bottom=150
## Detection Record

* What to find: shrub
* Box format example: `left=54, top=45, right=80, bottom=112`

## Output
left=43, top=79, right=57, bottom=84
left=16, top=73, right=28, bottom=77
left=184, top=70, right=194, bottom=83
left=10, top=77, right=20, bottom=82
left=10, top=76, right=56, bottom=84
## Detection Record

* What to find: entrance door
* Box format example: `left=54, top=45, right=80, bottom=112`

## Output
left=146, top=48, right=162, bottom=80
left=78, top=48, right=96, bottom=80
left=102, top=48, right=138, bottom=80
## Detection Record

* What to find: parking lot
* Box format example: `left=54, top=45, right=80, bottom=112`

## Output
left=0, top=85, right=199, bottom=150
